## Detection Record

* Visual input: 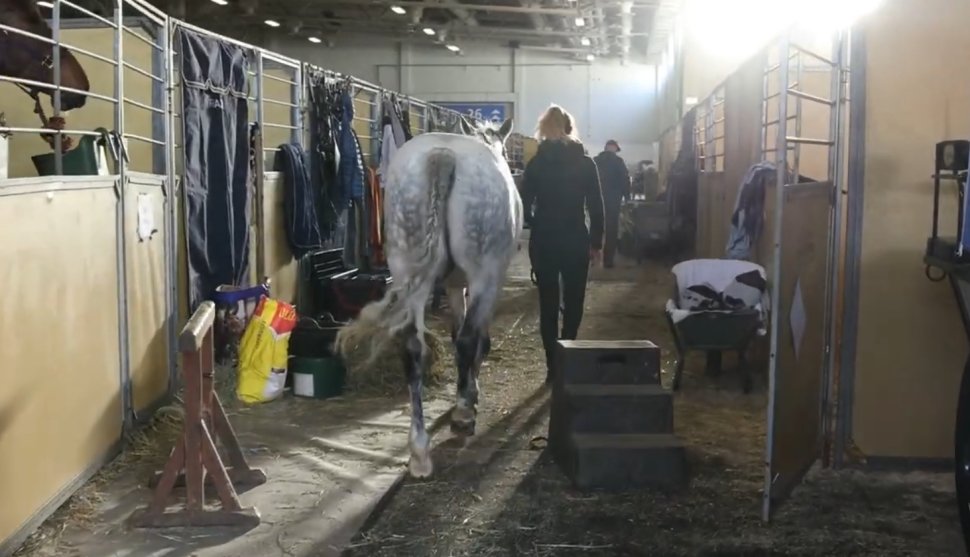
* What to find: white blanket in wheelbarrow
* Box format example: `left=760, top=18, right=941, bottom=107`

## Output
left=665, top=258, right=770, bottom=335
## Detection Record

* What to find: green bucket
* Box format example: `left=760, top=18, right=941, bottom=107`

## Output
left=31, top=128, right=115, bottom=176
left=291, top=356, right=346, bottom=399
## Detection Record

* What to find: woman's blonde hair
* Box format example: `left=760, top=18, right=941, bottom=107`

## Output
left=535, top=104, right=579, bottom=142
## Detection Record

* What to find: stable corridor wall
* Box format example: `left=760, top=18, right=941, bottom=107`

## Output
left=849, top=0, right=970, bottom=461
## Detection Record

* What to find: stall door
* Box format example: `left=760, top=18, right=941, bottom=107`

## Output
left=763, top=182, right=832, bottom=519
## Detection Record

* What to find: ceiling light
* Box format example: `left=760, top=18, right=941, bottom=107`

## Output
left=308, top=37, right=322, bottom=44
left=37, top=0, right=54, bottom=7
left=446, top=44, right=460, bottom=52
left=264, top=19, right=280, bottom=28
left=574, top=16, right=586, bottom=26
left=620, top=1, right=634, bottom=14
left=390, top=5, right=406, bottom=14
left=580, top=37, right=591, bottom=46
left=210, top=0, right=228, bottom=5
left=586, top=53, right=595, bottom=62
left=422, top=27, right=436, bottom=35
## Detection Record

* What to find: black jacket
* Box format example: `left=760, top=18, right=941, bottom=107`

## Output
left=593, top=150, right=630, bottom=207
left=522, top=140, right=605, bottom=250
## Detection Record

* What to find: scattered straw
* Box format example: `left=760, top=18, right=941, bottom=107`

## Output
left=340, top=322, right=452, bottom=396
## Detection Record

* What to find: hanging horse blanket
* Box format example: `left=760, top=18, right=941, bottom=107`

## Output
left=367, top=168, right=385, bottom=266
left=308, top=73, right=342, bottom=236
left=276, top=143, right=325, bottom=259
left=335, top=88, right=365, bottom=204
left=179, top=28, right=252, bottom=310
left=725, top=161, right=776, bottom=260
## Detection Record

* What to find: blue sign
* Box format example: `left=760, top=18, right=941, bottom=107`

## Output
left=437, top=103, right=507, bottom=124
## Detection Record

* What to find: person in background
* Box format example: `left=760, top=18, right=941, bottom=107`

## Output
left=522, top=104, right=605, bottom=383
left=594, top=140, right=631, bottom=268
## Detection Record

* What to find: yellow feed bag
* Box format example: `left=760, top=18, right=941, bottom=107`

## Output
left=236, top=296, right=297, bottom=404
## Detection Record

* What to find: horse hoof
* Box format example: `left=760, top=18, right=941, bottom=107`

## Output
left=450, top=419, right=476, bottom=437
left=409, top=455, right=433, bottom=478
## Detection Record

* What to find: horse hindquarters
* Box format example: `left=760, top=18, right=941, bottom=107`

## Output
left=383, top=147, right=459, bottom=478
left=446, top=189, right=515, bottom=436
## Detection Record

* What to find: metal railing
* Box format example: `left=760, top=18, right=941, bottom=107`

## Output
left=1, top=2, right=474, bottom=181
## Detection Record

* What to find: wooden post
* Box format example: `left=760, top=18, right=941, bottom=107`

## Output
left=131, top=301, right=266, bottom=528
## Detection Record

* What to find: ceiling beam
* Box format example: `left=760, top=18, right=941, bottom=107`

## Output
left=311, top=0, right=583, bottom=16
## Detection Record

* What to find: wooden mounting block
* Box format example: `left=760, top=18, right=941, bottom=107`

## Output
left=131, top=301, right=267, bottom=529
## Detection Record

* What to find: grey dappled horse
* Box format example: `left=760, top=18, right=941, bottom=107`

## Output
left=336, top=119, right=523, bottom=478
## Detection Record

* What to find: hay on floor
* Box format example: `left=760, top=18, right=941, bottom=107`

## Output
left=333, top=301, right=456, bottom=397
left=339, top=325, right=452, bottom=396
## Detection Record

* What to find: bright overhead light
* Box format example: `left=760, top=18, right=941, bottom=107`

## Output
left=586, top=53, right=595, bottom=62
left=574, top=16, right=586, bottom=26
left=264, top=19, right=281, bottom=28
left=308, top=37, right=322, bottom=44
left=390, top=5, right=406, bottom=14
left=37, top=0, right=54, bottom=7
left=446, top=44, right=460, bottom=52
left=580, top=36, right=591, bottom=46
left=210, top=0, right=228, bottom=5
left=422, top=27, right=436, bottom=35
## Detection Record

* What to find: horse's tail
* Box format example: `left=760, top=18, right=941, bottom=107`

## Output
left=334, top=147, right=455, bottom=367
left=423, top=146, right=457, bottom=275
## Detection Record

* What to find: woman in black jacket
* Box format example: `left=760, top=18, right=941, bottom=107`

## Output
left=521, top=105, right=605, bottom=382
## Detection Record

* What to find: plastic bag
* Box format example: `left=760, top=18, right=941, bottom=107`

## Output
left=236, top=295, right=297, bottom=404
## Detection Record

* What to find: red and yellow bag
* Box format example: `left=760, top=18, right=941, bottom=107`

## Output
left=236, top=296, right=297, bottom=404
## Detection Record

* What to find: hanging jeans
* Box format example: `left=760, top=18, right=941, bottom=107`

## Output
left=530, top=233, right=591, bottom=381
left=179, top=29, right=252, bottom=310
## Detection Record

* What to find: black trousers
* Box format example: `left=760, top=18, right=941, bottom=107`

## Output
left=604, top=203, right=621, bottom=267
left=530, top=239, right=590, bottom=373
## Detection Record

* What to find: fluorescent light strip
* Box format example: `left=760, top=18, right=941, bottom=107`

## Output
left=265, top=19, right=281, bottom=28
left=422, top=27, right=436, bottom=36
left=390, top=5, right=406, bottom=15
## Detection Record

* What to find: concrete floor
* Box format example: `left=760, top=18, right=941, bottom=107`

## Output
left=20, top=234, right=536, bottom=557
left=43, top=394, right=455, bottom=557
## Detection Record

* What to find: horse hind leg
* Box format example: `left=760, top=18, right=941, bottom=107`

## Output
left=403, top=311, right=434, bottom=478
left=450, top=278, right=499, bottom=437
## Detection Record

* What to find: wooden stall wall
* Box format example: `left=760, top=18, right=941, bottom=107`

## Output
left=125, top=173, right=172, bottom=415
left=657, top=124, right=679, bottom=191
left=261, top=172, right=299, bottom=305
left=0, top=178, right=123, bottom=553
left=769, top=182, right=831, bottom=498
left=850, top=0, right=970, bottom=460
left=722, top=53, right=768, bottom=261
left=695, top=172, right=726, bottom=259
left=0, top=26, right=156, bottom=178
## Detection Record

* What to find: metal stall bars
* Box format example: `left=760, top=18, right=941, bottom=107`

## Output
left=118, top=0, right=177, bottom=426
left=710, top=87, right=725, bottom=173
left=760, top=30, right=847, bottom=522
left=257, top=51, right=303, bottom=162
left=693, top=99, right=708, bottom=172
left=255, top=50, right=303, bottom=279
left=409, top=99, right=429, bottom=135
left=0, top=0, right=122, bottom=174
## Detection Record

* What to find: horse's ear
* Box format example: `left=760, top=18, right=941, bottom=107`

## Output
left=497, top=118, right=514, bottom=142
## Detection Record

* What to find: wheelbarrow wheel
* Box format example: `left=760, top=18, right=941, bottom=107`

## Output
left=954, top=355, right=970, bottom=554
